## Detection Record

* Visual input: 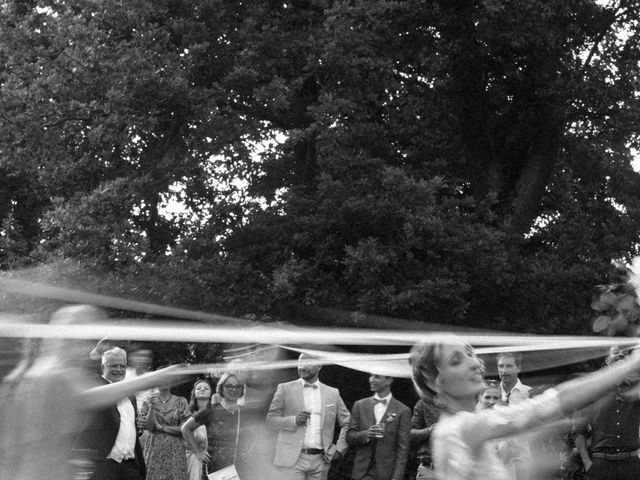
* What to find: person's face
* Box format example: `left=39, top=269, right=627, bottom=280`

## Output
left=128, top=349, right=153, bottom=372
left=497, top=355, right=520, bottom=385
left=221, top=377, right=244, bottom=401
left=298, top=354, right=321, bottom=382
left=479, top=387, right=501, bottom=409
left=102, top=353, right=127, bottom=383
left=432, top=341, right=485, bottom=399
left=369, top=374, right=393, bottom=395
left=607, top=346, right=629, bottom=365
left=194, top=381, right=212, bottom=399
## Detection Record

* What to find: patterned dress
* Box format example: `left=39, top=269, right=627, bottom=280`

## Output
left=141, top=394, right=191, bottom=480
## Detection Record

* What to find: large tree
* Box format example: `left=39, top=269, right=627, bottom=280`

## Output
left=1, top=0, right=640, bottom=333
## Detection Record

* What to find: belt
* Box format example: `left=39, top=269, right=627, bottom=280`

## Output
left=593, top=450, right=639, bottom=461
left=301, top=448, right=324, bottom=455
left=107, top=458, right=136, bottom=464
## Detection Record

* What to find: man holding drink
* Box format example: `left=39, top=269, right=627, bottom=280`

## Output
left=266, top=353, right=350, bottom=480
left=347, top=373, right=411, bottom=480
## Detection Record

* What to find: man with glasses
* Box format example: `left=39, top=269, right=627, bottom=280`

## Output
left=266, top=352, right=350, bottom=480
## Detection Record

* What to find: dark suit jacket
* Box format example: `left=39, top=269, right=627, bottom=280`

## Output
left=73, top=376, right=146, bottom=478
left=346, top=396, right=411, bottom=480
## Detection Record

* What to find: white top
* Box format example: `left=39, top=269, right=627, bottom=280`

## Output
left=500, top=379, right=531, bottom=404
left=432, top=389, right=560, bottom=480
left=107, top=397, right=137, bottom=462
left=300, top=378, right=322, bottom=449
left=373, top=393, right=392, bottom=423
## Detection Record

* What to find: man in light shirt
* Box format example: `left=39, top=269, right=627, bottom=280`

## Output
left=497, top=352, right=531, bottom=404
left=497, top=351, right=531, bottom=480
left=75, top=347, right=146, bottom=480
left=266, top=352, right=350, bottom=480
left=347, top=373, right=411, bottom=480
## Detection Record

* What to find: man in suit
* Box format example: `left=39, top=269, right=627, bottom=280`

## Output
left=346, top=373, right=411, bottom=480
left=75, top=347, right=146, bottom=480
left=266, top=352, right=350, bottom=480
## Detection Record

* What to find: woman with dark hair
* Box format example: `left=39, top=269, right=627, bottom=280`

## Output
left=182, top=373, right=251, bottom=478
left=141, top=379, right=191, bottom=480
left=185, top=379, right=212, bottom=480
left=409, top=337, right=640, bottom=480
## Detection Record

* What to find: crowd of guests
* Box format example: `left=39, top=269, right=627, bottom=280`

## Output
left=2, top=306, right=640, bottom=480
left=67, top=344, right=640, bottom=480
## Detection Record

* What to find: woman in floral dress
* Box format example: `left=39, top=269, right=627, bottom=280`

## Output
left=142, top=385, right=191, bottom=480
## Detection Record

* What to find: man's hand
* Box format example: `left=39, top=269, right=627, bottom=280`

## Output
left=366, top=424, right=384, bottom=439
left=332, top=450, right=344, bottom=462
left=583, top=458, right=592, bottom=472
left=295, top=410, right=311, bottom=426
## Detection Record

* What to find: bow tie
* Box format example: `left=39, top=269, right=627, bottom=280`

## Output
left=373, top=398, right=388, bottom=405
left=304, top=383, right=318, bottom=389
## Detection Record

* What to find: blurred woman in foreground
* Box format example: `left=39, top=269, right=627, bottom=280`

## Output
left=0, top=306, right=181, bottom=480
left=409, top=338, right=640, bottom=480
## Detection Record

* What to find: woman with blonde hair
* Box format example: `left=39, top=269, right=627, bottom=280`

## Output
left=409, top=338, right=640, bottom=480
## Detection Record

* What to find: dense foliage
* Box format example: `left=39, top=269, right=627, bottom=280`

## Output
left=2, top=0, right=640, bottom=334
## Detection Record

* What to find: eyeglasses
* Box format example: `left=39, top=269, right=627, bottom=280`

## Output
left=223, top=384, right=244, bottom=390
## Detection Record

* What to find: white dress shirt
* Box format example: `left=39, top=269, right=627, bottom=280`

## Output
left=107, top=396, right=137, bottom=462
left=500, top=379, right=531, bottom=404
left=300, top=378, right=322, bottom=449
left=373, top=393, right=392, bottom=423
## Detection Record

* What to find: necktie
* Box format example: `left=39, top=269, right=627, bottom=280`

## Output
left=304, top=383, right=318, bottom=389
left=373, top=398, right=387, bottom=405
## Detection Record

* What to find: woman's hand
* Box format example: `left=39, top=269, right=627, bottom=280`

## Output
left=196, top=450, right=211, bottom=463
left=147, top=391, right=160, bottom=406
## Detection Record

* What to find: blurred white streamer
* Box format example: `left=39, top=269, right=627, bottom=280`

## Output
left=0, top=275, right=636, bottom=377
left=0, top=315, right=633, bottom=377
